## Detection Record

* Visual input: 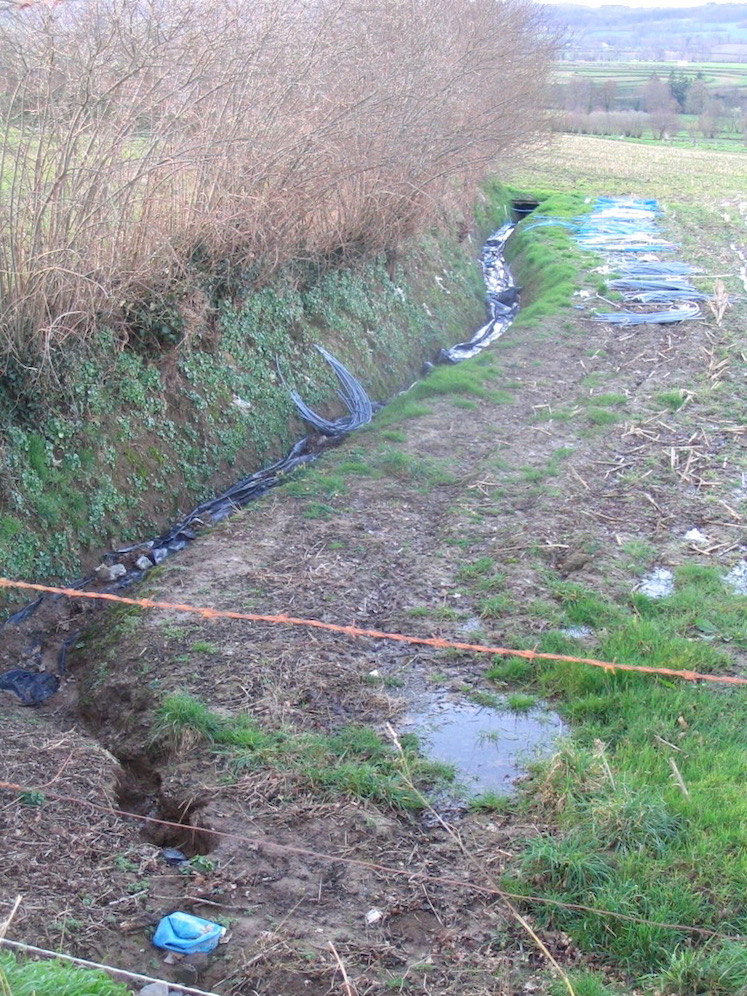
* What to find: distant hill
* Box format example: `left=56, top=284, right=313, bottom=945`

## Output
left=543, top=3, right=747, bottom=61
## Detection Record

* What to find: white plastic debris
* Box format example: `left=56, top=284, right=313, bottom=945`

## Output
left=684, top=528, right=708, bottom=545
left=365, top=908, right=384, bottom=925
left=138, top=983, right=169, bottom=996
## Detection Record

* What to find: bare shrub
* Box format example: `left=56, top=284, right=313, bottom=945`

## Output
left=552, top=109, right=648, bottom=140
left=617, top=112, right=647, bottom=139
left=0, top=0, right=555, bottom=377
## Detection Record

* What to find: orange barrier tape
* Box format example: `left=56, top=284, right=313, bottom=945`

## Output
left=2, top=576, right=747, bottom=686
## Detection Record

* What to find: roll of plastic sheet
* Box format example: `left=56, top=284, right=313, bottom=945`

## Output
left=591, top=302, right=701, bottom=325
left=615, top=261, right=699, bottom=276
left=566, top=196, right=708, bottom=324
left=289, top=345, right=373, bottom=435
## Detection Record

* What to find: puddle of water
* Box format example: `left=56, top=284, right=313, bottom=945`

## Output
left=725, top=561, right=747, bottom=595
left=561, top=625, right=592, bottom=639
left=638, top=567, right=674, bottom=599
left=401, top=697, right=565, bottom=795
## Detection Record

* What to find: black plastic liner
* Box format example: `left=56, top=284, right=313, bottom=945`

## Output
left=436, top=223, right=519, bottom=364
left=0, top=222, right=520, bottom=703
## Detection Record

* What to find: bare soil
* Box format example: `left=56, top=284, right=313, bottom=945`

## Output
left=2, top=212, right=745, bottom=995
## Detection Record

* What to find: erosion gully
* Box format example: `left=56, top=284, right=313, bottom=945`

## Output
left=0, top=203, right=563, bottom=857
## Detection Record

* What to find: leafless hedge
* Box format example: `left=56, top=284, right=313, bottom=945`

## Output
left=551, top=110, right=648, bottom=139
left=0, top=0, right=554, bottom=373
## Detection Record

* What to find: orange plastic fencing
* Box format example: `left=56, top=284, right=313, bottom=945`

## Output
left=2, top=576, right=747, bottom=686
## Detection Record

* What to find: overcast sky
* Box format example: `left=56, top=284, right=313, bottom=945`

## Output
left=540, top=0, right=747, bottom=7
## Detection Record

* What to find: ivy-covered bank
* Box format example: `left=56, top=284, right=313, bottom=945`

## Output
left=0, top=188, right=515, bottom=592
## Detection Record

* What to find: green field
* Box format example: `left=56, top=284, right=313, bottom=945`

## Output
left=552, top=59, right=747, bottom=149
left=511, top=131, right=747, bottom=200
left=556, top=61, right=747, bottom=88
left=554, top=60, right=747, bottom=105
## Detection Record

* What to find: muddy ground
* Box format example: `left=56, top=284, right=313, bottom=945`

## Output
left=1, top=197, right=746, bottom=995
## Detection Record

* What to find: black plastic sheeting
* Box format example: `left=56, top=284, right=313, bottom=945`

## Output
left=0, top=222, right=521, bottom=704
left=118, top=347, right=374, bottom=563
left=0, top=669, right=60, bottom=706
left=436, top=223, right=519, bottom=364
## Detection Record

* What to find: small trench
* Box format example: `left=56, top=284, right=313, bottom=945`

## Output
left=114, top=753, right=218, bottom=857
left=3, top=210, right=538, bottom=843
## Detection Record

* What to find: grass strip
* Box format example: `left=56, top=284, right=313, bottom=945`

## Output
left=152, top=693, right=453, bottom=811
left=487, top=567, right=747, bottom=991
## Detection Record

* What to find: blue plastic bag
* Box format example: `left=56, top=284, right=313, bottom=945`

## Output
left=152, top=911, right=225, bottom=954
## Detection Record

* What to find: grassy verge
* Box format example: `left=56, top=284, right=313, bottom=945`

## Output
left=0, top=952, right=129, bottom=996
left=152, top=693, right=453, bottom=810
left=485, top=567, right=747, bottom=987
left=0, top=219, right=495, bottom=599
left=505, top=190, right=594, bottom=328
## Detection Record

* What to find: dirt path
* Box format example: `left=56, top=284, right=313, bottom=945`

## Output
left=2, top=183, right=745, bottom=994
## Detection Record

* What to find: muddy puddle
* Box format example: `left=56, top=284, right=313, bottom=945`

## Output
left=400, top=694, right=566, bottom=797
left=638, top=567, right=675, bottom=599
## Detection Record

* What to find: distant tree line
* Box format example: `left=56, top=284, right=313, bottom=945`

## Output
left=544, top=3, right=747, bottom=63
left=552, top=70, right=747, bottom=143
